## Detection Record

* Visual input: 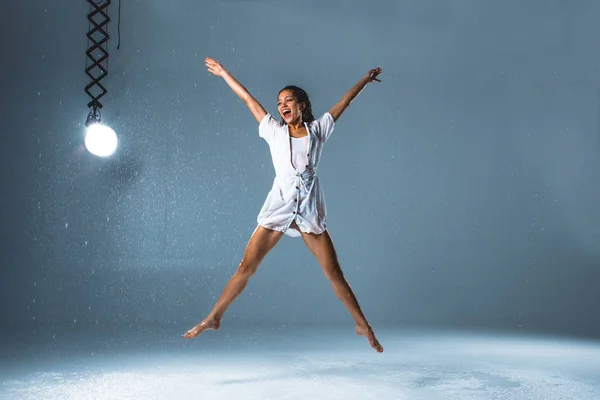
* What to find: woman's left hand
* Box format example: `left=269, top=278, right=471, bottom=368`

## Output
left=365, top=67, right=383, bottom=83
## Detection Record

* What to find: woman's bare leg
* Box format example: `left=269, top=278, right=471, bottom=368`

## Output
left=184, top=225, right=284, bottom=339
left=300, top=228, right=383, bottom=353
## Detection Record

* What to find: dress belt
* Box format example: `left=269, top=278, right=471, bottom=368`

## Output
left=275, top=167, right=316, bottom=191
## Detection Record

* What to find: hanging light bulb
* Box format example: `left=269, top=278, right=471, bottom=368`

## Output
left=84, top=0, right=118, bottom=158
left=84, top=124, right=117, bottom=157
left=85, top=108, right=117, bottom=157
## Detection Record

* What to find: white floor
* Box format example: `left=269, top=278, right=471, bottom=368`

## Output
left=1, top=327, right=599, bottom=399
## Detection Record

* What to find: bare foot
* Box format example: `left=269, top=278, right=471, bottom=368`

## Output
left=183, top=318, right=220, bottom=339
left=356, top=324, right=384, bottom=353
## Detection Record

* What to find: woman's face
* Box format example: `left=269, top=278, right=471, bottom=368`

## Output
left=277, top=89, right=305, bottom=124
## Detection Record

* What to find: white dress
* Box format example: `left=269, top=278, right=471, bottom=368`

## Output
left=257, top=112, right=336, bottom=237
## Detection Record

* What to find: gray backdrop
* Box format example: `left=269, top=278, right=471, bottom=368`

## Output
left=1, top=0, right=599, bottom=339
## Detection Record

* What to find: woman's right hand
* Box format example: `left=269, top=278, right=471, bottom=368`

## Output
left=205, top=57, right=227, bottom=77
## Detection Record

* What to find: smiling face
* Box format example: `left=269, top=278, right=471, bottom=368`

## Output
left=277, top=89, right=305, bottom=125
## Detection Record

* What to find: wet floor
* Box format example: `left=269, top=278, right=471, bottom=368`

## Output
left=1, top=326, right=599, bottom=399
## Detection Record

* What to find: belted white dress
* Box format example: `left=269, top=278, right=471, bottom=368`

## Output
left=256, top=112, right=335, bottom=237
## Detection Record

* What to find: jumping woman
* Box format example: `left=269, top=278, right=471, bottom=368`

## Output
left=184, top=57, right=384, bottom=353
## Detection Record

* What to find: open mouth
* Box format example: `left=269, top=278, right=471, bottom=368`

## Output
left=282, top=109, right=291, bottom=118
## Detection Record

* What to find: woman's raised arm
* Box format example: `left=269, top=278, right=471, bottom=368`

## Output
left=328, top=67, right=383, bottom=122
left=205, top=57, right=267, bottom=124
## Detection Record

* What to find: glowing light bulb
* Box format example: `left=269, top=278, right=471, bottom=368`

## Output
left=84, top=123, right=118, bottom=157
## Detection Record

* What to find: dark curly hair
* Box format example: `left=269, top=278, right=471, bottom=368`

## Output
left=278, top=85, right=315, bottom=124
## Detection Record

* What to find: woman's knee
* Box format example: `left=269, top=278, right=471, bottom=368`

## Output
left=236, top=257, right=260, bottom=277
left=323, top=264, right=345, bottom=282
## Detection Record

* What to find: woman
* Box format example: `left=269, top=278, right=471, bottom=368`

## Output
left=184, top=57, right=384, bottom=353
